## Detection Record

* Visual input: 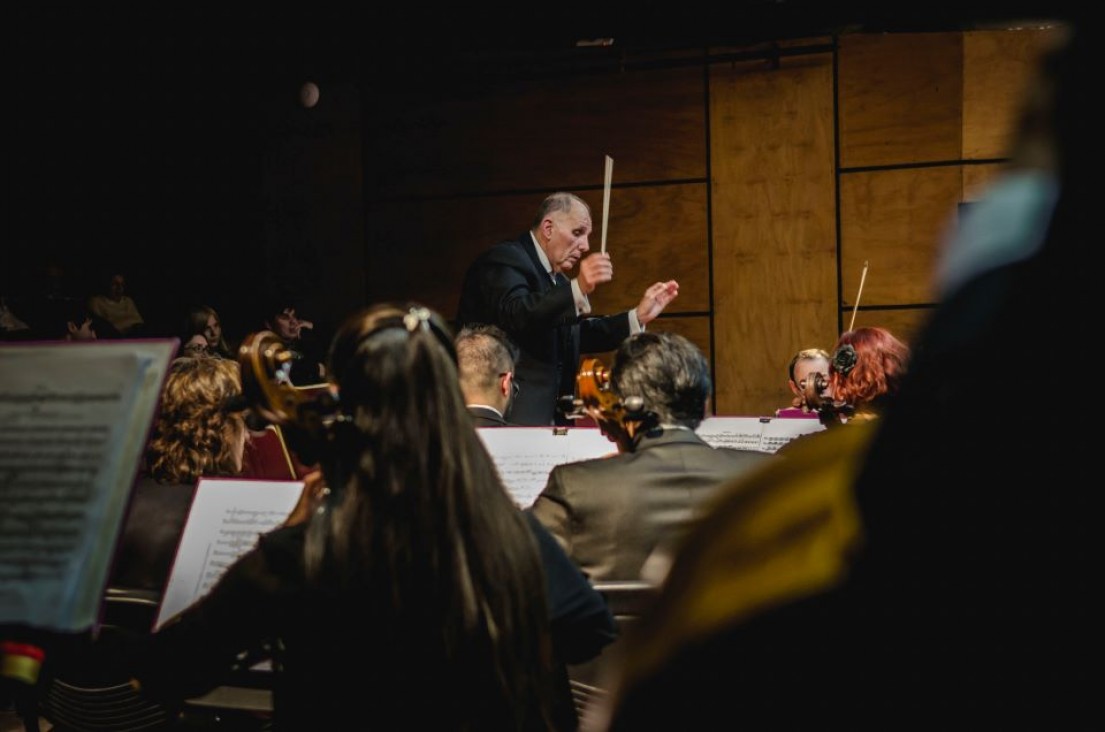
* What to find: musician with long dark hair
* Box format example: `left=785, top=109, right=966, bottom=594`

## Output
left=128, top=303, right=612, bottom=730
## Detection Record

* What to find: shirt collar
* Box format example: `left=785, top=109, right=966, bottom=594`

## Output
left=467, top=403, right=504, bottom=418
left=529, top=231, right=556, bottom=279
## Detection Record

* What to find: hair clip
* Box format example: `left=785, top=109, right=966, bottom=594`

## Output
left=403, top=306, right=432, bottom=333
left=832, top=343, right=857, bottom=377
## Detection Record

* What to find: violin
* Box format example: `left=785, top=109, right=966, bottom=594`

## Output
left=801, top=372, right=854, bottom=427
left=558, top=357, right=657, bottom=452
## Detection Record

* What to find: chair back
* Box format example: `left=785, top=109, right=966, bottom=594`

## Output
left=36, top=590, right=171, bottom=731
left=568, top=581, right=658, bottom=726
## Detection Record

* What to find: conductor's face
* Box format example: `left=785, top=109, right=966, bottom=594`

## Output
left=544, top=202, right=592, bottom=274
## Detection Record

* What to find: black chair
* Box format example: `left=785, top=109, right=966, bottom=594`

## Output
left=34, top=590, right=173, bottom=732
left=568, top=581, right=658, bottom=726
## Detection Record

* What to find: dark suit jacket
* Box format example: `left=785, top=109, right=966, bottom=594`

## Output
left=467, top=405, right=509, bottom=427
left=528, top=428, right=769, bottom=582
left=457, top=234, right=631, bottom=426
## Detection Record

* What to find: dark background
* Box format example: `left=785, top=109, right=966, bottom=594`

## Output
left=8, top=4, right=1070, bottom=344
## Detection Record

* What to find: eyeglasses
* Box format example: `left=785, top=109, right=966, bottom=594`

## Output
left=501, top=373, right=520, bottom=398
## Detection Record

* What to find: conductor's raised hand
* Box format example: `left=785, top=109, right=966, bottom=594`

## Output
left=635, top=280, right=680, bottom=326
left=577, top=252, right=614, bottom=295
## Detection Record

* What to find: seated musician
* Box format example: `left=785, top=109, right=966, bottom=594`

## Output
left=455, top=323, right=519, bottom=427
left=109, top=357, right=248, bottom=594
left=775, top=347, right=830, bottom=418
left=528, top=332, right=769, bottom=583
left=802, top=326, right=910, bottom=428
left=125, top=303, right=613, bottom=730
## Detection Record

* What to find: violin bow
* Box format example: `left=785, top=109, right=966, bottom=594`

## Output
left=847, top=260, right=869, bottom=332
left=601, top=155, right=613, bottom=254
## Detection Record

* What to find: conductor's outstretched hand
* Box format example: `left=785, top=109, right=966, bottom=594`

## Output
left=635, top=281, right=680, bottom=326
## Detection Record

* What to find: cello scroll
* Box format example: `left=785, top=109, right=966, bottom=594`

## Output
left=560, top=357, right=656, bottom=452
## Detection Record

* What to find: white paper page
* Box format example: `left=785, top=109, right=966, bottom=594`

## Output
left=156, top=478, right=303, bottom=629
left=477, top=427, right=616, bottom=508
left=0, top=340, right=177, bottom=631
left=759, top=417, right=825, bottom=453
left=695, top=417, right=769, bottom=451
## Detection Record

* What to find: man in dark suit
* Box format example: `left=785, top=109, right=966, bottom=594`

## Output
left=456, top=323, right=519, bottom=427
left=528, top=332, right=769, bottom=582
left=457, top=192, right=679, bottom=426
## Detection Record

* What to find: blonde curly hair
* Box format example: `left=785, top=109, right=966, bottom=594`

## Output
left=144, top=357, right=245, bottom=483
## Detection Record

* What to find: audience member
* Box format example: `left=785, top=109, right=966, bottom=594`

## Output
left=180, top=304, right=234, bottom=359
left=529, top=332, right=768, bottom=582
left=87, top=270, right=145, bottom=337
left=109, top=357, right=248, bottom=594
left=595, top=22, right=1089, bottom=729
left=0, top=295, right=31, bottom=340
left=457, top=192, right=679, bottom=426
left=126, top=303, right=614, bottom=730
left=775, top=347, right=830, bottom=418
left=10, top=258, right=84, bottom=340
left=456, top=324, right=520, bottom=427
left=259, top=290, right=326, bottom=385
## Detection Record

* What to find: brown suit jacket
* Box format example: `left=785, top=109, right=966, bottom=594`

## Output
left=528, top=427, right=770, bottom=582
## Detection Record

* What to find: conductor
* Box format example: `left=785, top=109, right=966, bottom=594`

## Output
left=457, top=192, right=679, bottom=425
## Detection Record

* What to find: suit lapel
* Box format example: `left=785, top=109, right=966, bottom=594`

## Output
left=519, top=235, right=553, bottom=293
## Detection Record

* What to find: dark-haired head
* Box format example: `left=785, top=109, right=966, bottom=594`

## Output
left=308, top=302, right=555, bottom=728
left=612, top=332, right=711, bottom=429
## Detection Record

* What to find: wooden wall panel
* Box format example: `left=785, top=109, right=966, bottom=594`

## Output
left=710, top=53, right=836, bottom=418
left=365, top=66, right=706, bottom=198
left=839, top=167, right=962, bottom=306
left=962, top=163, right=1007, bottom=201
left=367, top=185, right=707, bottom=322
left=963, top=28, right=1064, bottom=159
left=581, top=315, right=712, bottom=376
left=838, top=33, right=963, bottom=168
left=587, top=184, right=709, bottom=314
left=847, top=308, right=933, bottom=348
left=367, top=192, right=546, bottom=319
left=261, top=80, right=366, bottom=334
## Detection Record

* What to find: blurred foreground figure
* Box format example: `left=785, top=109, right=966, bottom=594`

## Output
left=598, top=23, right=1090, bottom=729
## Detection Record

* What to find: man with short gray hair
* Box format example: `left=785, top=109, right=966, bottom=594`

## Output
left=529, top=332, right=768, bottom=582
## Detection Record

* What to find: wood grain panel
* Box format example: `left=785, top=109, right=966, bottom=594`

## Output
left=846, top=308, right=934, bottom=348
left=710, top=52, right=837, bottom=418
left=840, top=167, right=962, bottom=307
left=962, top=163, right=1007, bottom=201
left=367, top=185, right=706, bottom=323
left=365, top=66, right=706, bottom=198
left=367, top=193, right=548, bottom=319
left=587, top=184, right=709, bottom=314
left=838, top=33, right=963, bottom=168
left=581, top=316, right=712, bottom=376
left=963, top=27, right=1065, bottom=159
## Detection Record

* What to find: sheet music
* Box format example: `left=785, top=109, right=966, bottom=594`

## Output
left=694, top=417, right=767, bottom=451
left=697, top=416, right=824, bottom=453
left=156, top=478, right=303, bottom=629
left=477, top=419, right=824, bottom=508
left=758, top=417, right=825, bottom=453
left=0, top=340, right=177, bottom=630
left=477, top=428, right=616, bottom=508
